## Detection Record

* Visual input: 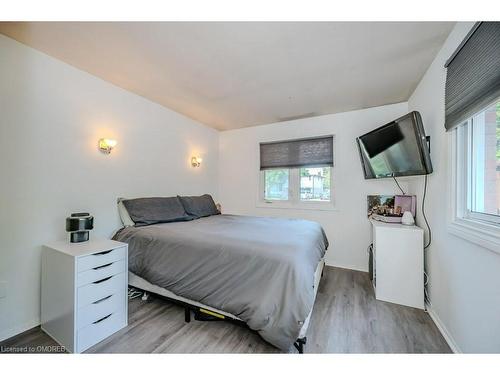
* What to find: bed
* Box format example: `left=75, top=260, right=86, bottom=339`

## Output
left=113, top=196, right=328, bottom=352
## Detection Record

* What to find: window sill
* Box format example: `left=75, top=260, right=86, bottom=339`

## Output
left=256, top=201, right=337, bottom=211
left=448, top=217, right=500, bottom=255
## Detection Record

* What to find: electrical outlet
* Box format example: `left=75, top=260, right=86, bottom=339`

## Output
left=0, top=281, right=7, bottom=299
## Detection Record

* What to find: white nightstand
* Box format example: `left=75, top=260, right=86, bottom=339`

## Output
left=370, top=219, right=424, bottom=309
left=41, top=239, right=128, bottom=353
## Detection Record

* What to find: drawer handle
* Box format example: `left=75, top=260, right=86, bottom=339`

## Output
left=92, top=313, right=112, bottom=325
left=93, top=276, right=113, bottom=284
left=93, top=294, right=113, bottom=304
left=92, top=262, right=113, bottom=270
left=94, top=250, right=113, bottom=256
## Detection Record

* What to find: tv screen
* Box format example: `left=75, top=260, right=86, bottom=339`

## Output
left=356, top=111, right=433, bottom=179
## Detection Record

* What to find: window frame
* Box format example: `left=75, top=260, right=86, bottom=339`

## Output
left=258, top=166, right=335, bottom=210
left=257, top=135, right=336, bottom=211
left=448, top=100, right=500, bottom=254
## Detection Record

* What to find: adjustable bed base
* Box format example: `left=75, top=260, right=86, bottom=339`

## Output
left=128, top=258, right=325, bottom=353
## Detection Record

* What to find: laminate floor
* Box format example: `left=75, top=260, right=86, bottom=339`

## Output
left=0, top=266, right=451, bottom=354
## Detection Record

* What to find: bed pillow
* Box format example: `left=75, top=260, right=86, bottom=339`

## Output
left=117, top=198, right=135, bottom=227
left=123, top=197, right=192, bottom=227
left=178, top=194, right=219, bottom=218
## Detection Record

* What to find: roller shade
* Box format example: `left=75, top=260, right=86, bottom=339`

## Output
left=444, top=22, right=500, bottom=131
left=260, top=136, right=333, bottom=170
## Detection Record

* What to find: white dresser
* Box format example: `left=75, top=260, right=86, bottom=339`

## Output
left=41, top=239, right=128, bottom=353
left=370, top=219, right=424, bottom=309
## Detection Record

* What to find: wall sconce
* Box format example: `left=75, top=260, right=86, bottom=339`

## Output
left=191, top=156, right=202, bottom=167
left=98, top=138, right=117, bottom=154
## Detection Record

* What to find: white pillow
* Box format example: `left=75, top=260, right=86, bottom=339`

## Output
left=117, top=198, right=135, bottom=227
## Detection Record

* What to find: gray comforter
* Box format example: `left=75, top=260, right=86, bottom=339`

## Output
left=113, top=214, right=328, bottom=350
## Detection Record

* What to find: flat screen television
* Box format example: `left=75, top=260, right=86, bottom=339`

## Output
left=356, top=111, right=433, bottom=179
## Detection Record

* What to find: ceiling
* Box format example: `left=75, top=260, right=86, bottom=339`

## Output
left=0, top=22, right=454, bottom=130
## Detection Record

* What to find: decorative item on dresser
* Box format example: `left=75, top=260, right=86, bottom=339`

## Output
left=65, top=212, right=94, bottom=243
left=401, top=211, right=415, bottom=226
left=41, top=239, right=128, bottom=353
left=369, top=219, right=424, bottom=309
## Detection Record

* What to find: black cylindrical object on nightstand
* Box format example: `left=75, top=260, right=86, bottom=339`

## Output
left=66, top=213, right=94, bottom=243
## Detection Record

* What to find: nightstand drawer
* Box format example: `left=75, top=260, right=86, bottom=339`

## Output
left=77, top=310, right=127, bottom=352
left=77, top=259, right=127, bottom=287
left=77, top=246, right=127, bottom=273
left=77, top=272, right=126, bottom=308
left=77, top=290, right=126, bottom=329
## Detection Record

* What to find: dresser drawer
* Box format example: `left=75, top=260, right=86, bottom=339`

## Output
left=77, top=272, right=126, bottom=308
left=77, top=289, right=126, bottom=330
left=77, top=246, right=127, bottom=273
left=77, top=310, right=127, bottom=352
left=77, top=259, right=127, bottom=287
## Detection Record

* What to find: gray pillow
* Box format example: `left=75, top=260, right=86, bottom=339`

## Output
left=123, top=197, right=192, bottom=227
left=178, top=194, right=219, bottom=218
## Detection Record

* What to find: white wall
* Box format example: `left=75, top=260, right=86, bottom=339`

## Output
left=407, top=22, right=500, bottom=353
left=0, top=35, right=219, bottom=341
left=219, top=103, right=409, bottom=271
left=5, top=22, right=498, bottom=354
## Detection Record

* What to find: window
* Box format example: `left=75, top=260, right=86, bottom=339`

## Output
left=444, top=22, right=500, bottom=252
left=264, top=169, right=289, bottom=201
left=468, top=101, right=500, bottom=222
left=300, top=167, right=331, bottom=202
left=259, top=136, right=334, bottom=209
left=261, top=167, right=333, bottom=207
left=450, top=99, right=500, bottom=252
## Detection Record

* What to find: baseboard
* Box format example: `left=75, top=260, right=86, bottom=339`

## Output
left=326, top=261, right=368, bottom=273
left=0, top=318, right=40, bottom=343
left=426, top=302, right=461, bottom=353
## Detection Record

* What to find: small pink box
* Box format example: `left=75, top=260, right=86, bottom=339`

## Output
left=394, top=195, right=416, bottom=217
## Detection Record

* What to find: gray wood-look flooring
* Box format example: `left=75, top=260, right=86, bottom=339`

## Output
left=0, top=267, right=451, bottom=354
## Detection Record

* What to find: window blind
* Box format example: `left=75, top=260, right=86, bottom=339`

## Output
left=260, top=136, right=333, bottom=170
left=444, top=22, right=500, bottom=131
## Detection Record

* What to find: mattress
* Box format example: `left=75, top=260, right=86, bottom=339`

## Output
left=114, top=214, right=328, bottom=350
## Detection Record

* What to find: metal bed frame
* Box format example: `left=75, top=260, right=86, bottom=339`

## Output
left=128, top=259, right=325, bottom=354
left=132, top=286, right=309, bottom=354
